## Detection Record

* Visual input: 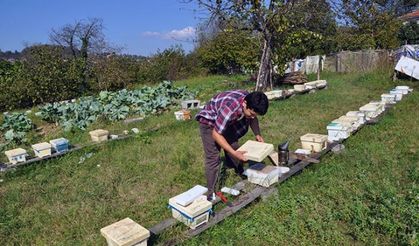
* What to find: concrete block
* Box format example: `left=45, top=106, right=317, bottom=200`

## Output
left=181, top=100, right=200, bottom=110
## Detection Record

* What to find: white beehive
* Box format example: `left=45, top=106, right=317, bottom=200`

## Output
left=327, top=122, right=350, bottom=142
left=237, top=140, right=274, bottom=162
left=245, top=164, right=290, bottom=187
left=333, top=116, right=359, bottom=132
left=168, top=195, right=212, bottom=230
left=369, top=101, right=386, bottom=114
left=315, top=80, right=328, bottom=88
left=346, top=111, right=366, bottom=125
left=264, top=91, right=276, bottom=100
left=395, top=86, right=412, bottom=95
left=174, top=110, right=191, bottom=120
left=294, top=84, right=306, bottom=92
left=4, top=148, right=28, bottom=164
left=300, top=133, right=328, bottom=153
left=359, top=103, right=381, bottom=120
left=31, top=142, right=52, bottom=158
left=381, top=93, right=397, bottom=104
left=100, top=218, right=150, bottom=246
left=389, top=89, right=403, bottom=101
left=89, top=129, right=109, bottom=142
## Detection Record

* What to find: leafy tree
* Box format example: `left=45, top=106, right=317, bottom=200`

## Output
left=398, top=22, right=419, bottom=45
left=196, top=29, right=260, bottom=74
left=187, top=0, right=330, bottom=91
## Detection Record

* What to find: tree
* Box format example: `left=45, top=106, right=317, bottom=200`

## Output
left=398, top=22, right=419, bottom=45
left=49, top=18, right=117, bottom=91
left=187, top=0, right=330, bottom=91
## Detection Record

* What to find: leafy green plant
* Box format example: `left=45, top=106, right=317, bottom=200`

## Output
left=0, top=112, right=33, bottom=143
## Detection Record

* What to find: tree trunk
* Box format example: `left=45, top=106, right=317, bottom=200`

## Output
left=255, top=39, right=273, bottom=92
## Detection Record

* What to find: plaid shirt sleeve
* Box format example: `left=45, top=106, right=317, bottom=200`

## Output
left=214, top=103, right=240, bottom=134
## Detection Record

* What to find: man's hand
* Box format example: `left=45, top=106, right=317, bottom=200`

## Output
left=234, top=150, right=248, bottom=162
left=255, top=135, right=264, bottom=143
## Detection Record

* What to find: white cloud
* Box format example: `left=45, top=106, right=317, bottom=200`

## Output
left=142, top=26, right=196, bottom=41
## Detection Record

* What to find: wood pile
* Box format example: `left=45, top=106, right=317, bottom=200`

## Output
left=279, top=72, right=308, bottom=84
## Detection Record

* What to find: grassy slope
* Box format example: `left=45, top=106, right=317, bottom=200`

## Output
left=0, top=72, right=418, bottom=245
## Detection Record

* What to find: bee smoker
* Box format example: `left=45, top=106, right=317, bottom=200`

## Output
left=278, top=141, right=289, bottom=166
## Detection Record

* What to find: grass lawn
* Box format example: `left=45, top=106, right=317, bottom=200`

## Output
left=0, top=71, right=417, bottom=245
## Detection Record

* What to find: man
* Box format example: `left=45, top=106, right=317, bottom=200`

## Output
left=196, top=90, right=269, bottom=201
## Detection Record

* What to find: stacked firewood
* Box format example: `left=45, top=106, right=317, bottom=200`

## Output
left=279, top=72, right=308, bottom=84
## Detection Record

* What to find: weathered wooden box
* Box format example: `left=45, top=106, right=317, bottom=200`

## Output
left=237, top=140, right=274, bottom=162
left=300, top=133, right=328, bottom=153
left=100, top=218, right=150, bottom=246
left=31, top=142, right=52, bottom=158
left=5, top=148, right=28, bottom=164
left=168, top=195, right=212, bottom=230
left=89, top=129, right=109, bottom=142
left=49, top=138, right=69, bottom=153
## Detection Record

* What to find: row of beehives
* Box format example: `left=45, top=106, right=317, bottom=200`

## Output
left=3, top=128, right=140, bottom=165
left=264, top=80, right=328, bottom=100
left=299, top=85, right=413, bottom=153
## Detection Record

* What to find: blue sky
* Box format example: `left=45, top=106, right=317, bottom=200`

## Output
left=0, top=0, right=206, bottom=56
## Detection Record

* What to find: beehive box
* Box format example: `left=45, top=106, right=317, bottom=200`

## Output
left=368, top=101, right=386, bottom=114
left=181, top=99, right=200, bottom=110
left=335, top=116, right=360, bottom=132
left=294, top=84, right=306, bottom=92
left=381, top=93, right=397, bottom=104
left=49, top=138, right=69, bottom=153
left=346, top=111, right=366, bottom=125
left=264, top=91, right=276, bottom=100
left=31, top=142, right=52, bottom=158
left=315, top=80, right=328, bottom=88
left=174, top=110, right=191, bottom=121
left=100, top=218, right=150, bottom=246
left=300, top=134, right=328, bottom=153
left=237, top=140, right=274, bottom=162
left=168, top=195, right=212, bottom=230
left=245, top=163, right=290, bottom=187
left=395, top=86, right=412, bottom=95
left=389, top=89, right=403, bottom=101
left=89, top=129, right=109, bottom=142
left=5, top=148, right=28, bottom=164
left=359, top=103, right=381, bottom=120
left=272, top=90, right=283, bottom=98
left=327, top=122, right=350, bottom=142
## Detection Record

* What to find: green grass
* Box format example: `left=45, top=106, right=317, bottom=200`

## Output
left=0, top=72, right=418, bottom=245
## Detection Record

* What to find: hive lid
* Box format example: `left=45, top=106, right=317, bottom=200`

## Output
left=359, top=104, right=380, bottom=111
left=338, top=116, right=358, bottom=123
left=169, top=195, right=212, bottom=217
left=346, top=111, right=364, bottom=117
left=5, top=148, right=27, bottom=157
left=381, top=93, right=395, bottom=98
left=395, top=86, right=409, bottom=90
left=31, top=142, right=52, bottom=150
left=300, top=133, right=328, bottom=143
left=49, top=138, right=69, bottom=145
left=100, top=218, right=150, bottom=246
left=89, top=129, right=109, bottom=137
left=237, top=140, right=274, bottom=162
left=172, top=185, right=207, bottom=207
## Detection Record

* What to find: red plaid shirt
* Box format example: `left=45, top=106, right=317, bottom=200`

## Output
left=196, top=90, right=258, bottom=138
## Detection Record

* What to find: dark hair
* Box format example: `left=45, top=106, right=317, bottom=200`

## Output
left=244, top=92, right=269, bottom=115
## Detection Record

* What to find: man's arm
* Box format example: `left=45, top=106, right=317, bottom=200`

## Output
left=212, top=128, right=248, bottom=162
left=249, top=117, right=264, bottom=142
